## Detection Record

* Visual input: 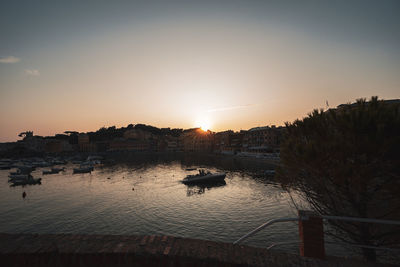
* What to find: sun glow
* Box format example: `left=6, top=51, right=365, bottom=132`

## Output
left=200, top=125, right=209, bottom=131
left=195, top=117, right=212, bottom=132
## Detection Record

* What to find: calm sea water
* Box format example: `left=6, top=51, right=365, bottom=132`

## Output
left=2, top=157, right=392, bottom=261
left=0, top=159, right=300, bottom=251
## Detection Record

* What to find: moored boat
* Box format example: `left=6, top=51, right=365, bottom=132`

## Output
left=182, top=170, right=226, bottom=184
left=8, top=174, right=32, bottom=182
left=8, top=174, right=41, bottom=186
left=42, top=167, right=65, bottom=175
left=73, top=167, right=93, bottom=174
left=11, top=177, right=41, bottom=186
left=16, top=166, right=35, bottom=174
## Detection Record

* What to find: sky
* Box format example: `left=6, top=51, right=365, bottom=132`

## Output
left=0, top=0, right=399, bottom=142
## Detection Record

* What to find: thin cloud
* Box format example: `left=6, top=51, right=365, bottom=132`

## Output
left=0, top=56, right=20, bottom=63
left=25, top=69, right=40, bottom=76
left=207, top=104, right=255, bottom=113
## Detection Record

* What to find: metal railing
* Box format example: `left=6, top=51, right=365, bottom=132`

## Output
left=265, top=240, right=400, bottom=252
left=233, top=213, right=400, bottom=247
left=320, top=215, right=400, bottom=225
left=233, top=217, right=299, bottom=244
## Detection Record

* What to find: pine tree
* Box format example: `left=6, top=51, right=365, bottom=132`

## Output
left=277, top=97, right=400, bottom=262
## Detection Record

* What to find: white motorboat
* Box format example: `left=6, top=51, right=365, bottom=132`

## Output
left=182, top=170, right=226, bottom=184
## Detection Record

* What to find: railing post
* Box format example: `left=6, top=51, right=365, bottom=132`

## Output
left=298, top=210, right=325, bottom=259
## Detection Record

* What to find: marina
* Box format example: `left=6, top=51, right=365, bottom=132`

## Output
left=0, top=160, right=299, bottom=252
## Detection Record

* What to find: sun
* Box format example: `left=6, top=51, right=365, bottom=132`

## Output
left=195, top=117, right=211, bottom=132
left=200, top=124, right=210, bottom=131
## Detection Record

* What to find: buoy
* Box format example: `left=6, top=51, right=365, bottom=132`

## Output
left=132, top=187, right=134, bottom=191
left=22, top=192, right=26, bottom=198
left=107, top=177, right=111, bottom=179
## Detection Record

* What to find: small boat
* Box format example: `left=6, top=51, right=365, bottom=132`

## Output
left=11, top=177, right=41, bottom=186
left=51, top=159, right=67, bottom=165
left=43, top=170, right=55, bottom=175
left=73, top=167, right=93, bottom=174
left=42, top=167, right=65, bottom=175
left=8, top=169, right=23, bottom=177
left=8, top=174, right=41, bottom=186
left=182, top=170, right=226, bottom=184
left=9, top=174, right=31, bottom=182
left=15, top=166, right=35, bottom=174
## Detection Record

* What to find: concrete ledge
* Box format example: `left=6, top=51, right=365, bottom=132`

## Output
left=0, top=233, right=392, bottom=267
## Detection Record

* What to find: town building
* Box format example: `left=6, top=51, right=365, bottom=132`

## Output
left=181, top=128, right=214, bottom=152
left=214, top=131, right=245, bottom=155
left=242, top=126, right=283, bottom=154
left=108, top=138, right=149, bottom=152
left=78, top=133, right=97, bottom=152
left=44, top=140, right=63, bottom=153
left=162, top=135, right=180, bottom=152
left=23, top=135, right=45, bottom=152
left=214, top=130, right=233, bottom=154
left=123, top=129, right=153, bottom=140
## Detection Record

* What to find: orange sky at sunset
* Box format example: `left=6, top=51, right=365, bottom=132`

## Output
left=1, top=1, right=399, bottom=142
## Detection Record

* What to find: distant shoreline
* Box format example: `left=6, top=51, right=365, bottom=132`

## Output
left=1, top=151, right=279, bottom=174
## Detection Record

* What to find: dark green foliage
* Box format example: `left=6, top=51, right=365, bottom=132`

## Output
left=135, top=124, right=163, bottom=135
left=277, top=97, right=400, bottom=262
left=88, top=126, right=124, bottom=142
left=87, top=124, right=183, bottom=141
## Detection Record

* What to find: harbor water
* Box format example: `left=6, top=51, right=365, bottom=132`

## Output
left=0, top=159, right=300, bottom=251
left=1, top=157, right=389, bottom=261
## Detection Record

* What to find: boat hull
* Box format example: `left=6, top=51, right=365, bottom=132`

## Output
left=43, top=168, right=64, bottom=175
left=11, top=178, right=41, bottom=186
left=8, top=174, right=31, bottom=182
left=73, top=168, right=92, bottom=174
left=43, top=170, right=58, bottom=175
left=182, top=173, right=226, bottom=184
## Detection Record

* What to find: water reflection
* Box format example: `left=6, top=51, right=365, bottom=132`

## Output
left=185, top=180, right=227, bottom=197
left=107, top=152, right=276, bottom=174
left=1, top=155, right=395, bottom=262
left=0, top=155, right=294, bottom=254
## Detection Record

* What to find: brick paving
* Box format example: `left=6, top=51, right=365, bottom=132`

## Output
left=0, top=233, right=395, bottom=267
